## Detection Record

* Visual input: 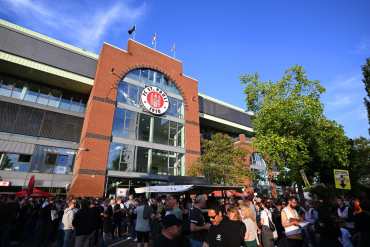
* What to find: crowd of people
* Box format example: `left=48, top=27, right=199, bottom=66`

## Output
left=0, top=192, right=369, bottom=247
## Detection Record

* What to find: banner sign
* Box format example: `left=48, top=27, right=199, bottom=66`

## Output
left=334, top=169, right=351, bottom=190
left=300, top=170, right=310, bottom=187
left=116, top=188, right=129, bottom=198
left=0, top=181, right=10, bottom=187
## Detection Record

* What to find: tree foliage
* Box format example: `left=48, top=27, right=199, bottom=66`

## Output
left=240, top=65, right=350, bottom=202
left=188, top=133, right=256, bottom=186
left=362, top=57, right=370, bottom=134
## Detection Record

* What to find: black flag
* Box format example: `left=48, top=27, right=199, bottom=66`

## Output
left=128, top=25, right=135, bottom=35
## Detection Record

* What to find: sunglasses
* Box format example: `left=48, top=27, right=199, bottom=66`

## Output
left=209, top=215, right=217, bottom=219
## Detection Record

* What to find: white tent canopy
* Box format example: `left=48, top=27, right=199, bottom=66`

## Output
left=134, top=185, right=193, bottom=194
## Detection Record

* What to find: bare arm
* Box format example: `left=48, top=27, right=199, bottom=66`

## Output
left=244, top=232, right=249, bottom=240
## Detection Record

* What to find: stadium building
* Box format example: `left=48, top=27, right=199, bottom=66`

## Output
left=0, top=19, right=280, bottom=198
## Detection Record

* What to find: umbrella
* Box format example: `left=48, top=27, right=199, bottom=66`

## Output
left=10, top=189, right=54, bottom=198
left=27, top=175, right=35, bottom=198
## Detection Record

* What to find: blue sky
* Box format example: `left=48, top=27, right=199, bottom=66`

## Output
left=1, top=0, right=369, bottom=139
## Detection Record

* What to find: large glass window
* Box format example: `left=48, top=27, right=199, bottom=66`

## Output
left=250, top=152, right=266, bottom=167
left=152, top=149, right=168, bottom=175
left=48, top=89, right=62, bottom=108
left=252, top=168, right=269, bottom=186
left=24, top=83, right=40, bottom=102
left=124, top=110, right=137, bottom=139
left=36, top=86, right=51, bottom=105
left=0, top=77, right=15, bottom=97
left=153, top=118, right=169, bottom=145
left=107, top=143, right=185, bottom=176
left=11, top=80, right=28, bottom=100
left=138, top=114, right=151, bottom=142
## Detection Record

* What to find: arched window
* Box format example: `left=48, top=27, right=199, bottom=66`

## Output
left=250, top=152, right=266, bottom=167
left=116, top=69, right=184, bottom=119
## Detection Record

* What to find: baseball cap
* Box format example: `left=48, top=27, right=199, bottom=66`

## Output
left=161, top=214, right=183, bottom=229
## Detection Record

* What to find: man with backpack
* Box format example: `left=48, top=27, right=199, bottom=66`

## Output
left=35, top=196, right=58, bottom=247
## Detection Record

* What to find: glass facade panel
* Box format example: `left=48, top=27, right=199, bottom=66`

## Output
left=48, top=89, right=62, bottom=107
left=0, top=153, right=19, bottom=171
left=112, top=108, right=125, bottom=137
left=152, top=149, right=168, bottom=175
left=24, top=83, right=40, bottom=102
left=0, top=77, right=15, bottom=97
left=11, top=80, right=28, bottom=100
left=136, top=147, right=149, bottom=173
left=138, top=114, right=151, bottom=142
left=177, top=123, right=185, bottom=148
left=107, top=142, right=122, bottom=170
left=250, top=152, right=266, bottom=167
left=36, top=86, right=50, bottom=105
left=153, top=118, right=169, bottom=145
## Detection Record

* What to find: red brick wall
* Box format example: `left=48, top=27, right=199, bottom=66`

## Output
left=68, top=40, right=200, bottom=197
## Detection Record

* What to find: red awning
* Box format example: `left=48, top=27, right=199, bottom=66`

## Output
left=9, top=189, right=54, bottom=198
left=210, top=190, right=249, bottom=198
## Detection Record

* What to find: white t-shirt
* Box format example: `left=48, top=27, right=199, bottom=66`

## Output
left=260, top=209, right=272, bottom=227
left=339, top=228, right=353, bottom=247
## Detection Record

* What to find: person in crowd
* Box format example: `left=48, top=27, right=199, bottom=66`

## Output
left=282, top=201, right=287, bottom=208
left=89, top=199, right=101, bottom=247
left=0, top=194, right=18, bottom=247
left=226, top=206, right=246, bottom=247
left=281, top=196, right=303, bottom=247
left=125, top=194, right=136, bottom=240
left=260, top=199, right=274, bottom=247
left=241, top=204, right=259, bottom=247
left=353, top=199, right=362, bottom=214
left=72, top=199, right=97, bottom=247
left=134, top=198, right=157, bottom=247
left=188, top=197, right=196, bottom=218
left=335, top=218, right=355, bottom=247
left=60, top=201, right=75, bottom=247
left=165, top=199, right=173, bottom=216
left=336, top=196, right=356, bottom=236
left=35, top=196, right=58, bottom=247
left=272, top=201, right=287, bottom=247
left=246, top=199, right=256, bottom=220
left=206, top=204, right=241, bottom=247
left=314, top=205, right=342, bottom=247
left=151, top=198, right=158, bottom=213
left=102, top=199, right=113, bottom=247
left=27, top=198, right=40, bottom=242
left=190, top=195, right=210, bottom=247
left=304, top=201, right=319, bottom=247
left=153, top=214, right=182, bottom=247
left=354, top=200, right=370, bottom=247
left=170, top=195, right=182, bottom=220
left=112, top=197, right=123, bottom=241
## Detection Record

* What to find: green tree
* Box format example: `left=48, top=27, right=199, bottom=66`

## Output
left=362, top=58, right=370, bottom=134
left=240, top=65, right=350, bottom=204
left=188, top=133, right=255, bottom=186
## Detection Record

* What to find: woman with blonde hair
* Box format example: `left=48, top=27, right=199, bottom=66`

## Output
left=227, top=206, right=246, bottom=246
left=241, top=204, right=258, bottom=247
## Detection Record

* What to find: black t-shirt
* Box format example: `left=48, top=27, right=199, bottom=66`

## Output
left=314, top=219, right=342, bottom=239
left=0, top=202, right=18, bottom=226
left=113, top=204, right=122, bottom=221
left=190, top=206, right=207, bottom=242
left=30, top=204, right=41, bottom=220
left=208, top=217, right=241, bottom=247
left=103, top=205, right=113, bottom=233
left=154, top=234, right=176, bottom=247
left=228, top=220, right=246, bottom=246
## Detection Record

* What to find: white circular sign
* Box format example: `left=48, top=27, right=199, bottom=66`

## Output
left=140, top=86, right=169, bottom=115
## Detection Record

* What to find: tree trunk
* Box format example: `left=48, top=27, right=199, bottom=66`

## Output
left=296, top=177, right=305, bottom=206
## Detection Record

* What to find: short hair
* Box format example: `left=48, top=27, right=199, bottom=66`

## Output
left=171, top=195, right=179, bottom=203
left=209, top=204, right=224, bottom=216
left=110, top=199, right=115, bottom=204
left=360, top=200, right=370, bottom=211
left=195, top=195, right=205, bottom=204
left=227, top=206, right=242, bottom=221
left=129, top=194, right=134, bottom=199
left=49, top=196, right=57, bottom=203
left=68, top=201, right=76, bottom=206
left=288, top=196, right=298, bottom=202
left=336, top=196, right=344, bottom=202
left=335, top=218, right=346, bottom=224
left=8, top=194, right=16, bottom=200
left=31, top=199, right=36, bottom=204
left=238, top=200, right=244, bottom=206
left=81, top=200, right=89, bottom=208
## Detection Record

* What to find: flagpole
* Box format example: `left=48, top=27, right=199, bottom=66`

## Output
left=174, top=45, right=175, bottom=59
left=155, top=33, right=156, bottom=50
left=133, top=24, right=136, bottom=41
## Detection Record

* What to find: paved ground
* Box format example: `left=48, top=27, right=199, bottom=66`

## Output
left=13, top=231, right=152, bottom=247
